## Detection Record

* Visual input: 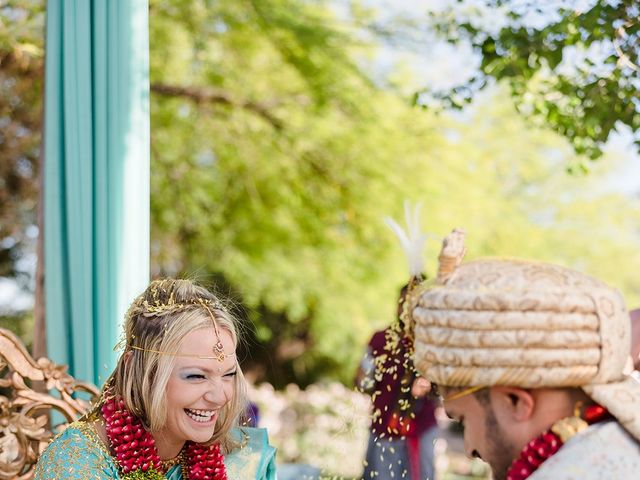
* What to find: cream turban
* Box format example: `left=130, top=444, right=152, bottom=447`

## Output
left=411, top=229, right=640, bottom=441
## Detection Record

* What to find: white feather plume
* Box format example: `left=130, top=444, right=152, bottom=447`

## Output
left=385, top=201, right=427, bottom=278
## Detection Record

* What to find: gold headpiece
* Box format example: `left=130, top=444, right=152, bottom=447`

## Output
left=125, top=280, right=234, bottom=363
left=128, top=344, right=235, bottom=362
left=135, top=279, right=228, bottom=316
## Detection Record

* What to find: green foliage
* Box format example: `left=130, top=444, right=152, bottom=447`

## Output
left=148, top=0, right=640, bottom=385
left=0, top=1, right=44, bottom=279
left=121, top=468, right=165, bottom=480
left=422, top=0, right=640, bottom=159
left=2, top=0, right=640, bottom=388
left=0, top=310, right=34, bottom=348
left=149, top=0, right=424, bottom=385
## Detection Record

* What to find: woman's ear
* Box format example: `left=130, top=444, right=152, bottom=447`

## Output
left=491, top=386, right=535, bottom=422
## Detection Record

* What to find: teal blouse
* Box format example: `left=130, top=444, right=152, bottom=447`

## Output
left=34, top=422, right=277, bottom=480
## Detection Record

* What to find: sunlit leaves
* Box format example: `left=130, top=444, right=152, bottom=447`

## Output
left=423, top=0, right=640, bottom=159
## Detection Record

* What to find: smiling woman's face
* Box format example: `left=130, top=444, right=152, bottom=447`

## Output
left=443, top=388, right=517, bottom=480
left=157, top=326, right=237, bottom=452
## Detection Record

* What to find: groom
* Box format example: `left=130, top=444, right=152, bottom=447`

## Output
left=408, top=230, right=640, bottom=479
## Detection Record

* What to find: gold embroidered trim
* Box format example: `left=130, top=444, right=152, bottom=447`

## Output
left=73, top=420, right=113, bottom=460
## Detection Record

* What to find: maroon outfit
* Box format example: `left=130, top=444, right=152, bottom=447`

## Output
left=368, top=328, right=437, bottom=438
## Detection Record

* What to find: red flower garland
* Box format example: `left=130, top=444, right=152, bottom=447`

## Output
left=102, top=398, right=228, bottom=480
left=506, top=405, right=612, bottom=480
left=184, top=442, right=227, bottom=480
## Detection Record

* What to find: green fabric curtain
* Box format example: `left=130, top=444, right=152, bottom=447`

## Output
left=44, top=0, right=150, bottom=386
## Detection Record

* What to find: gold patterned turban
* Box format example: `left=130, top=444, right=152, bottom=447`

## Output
left=410, top=229, right=640, bottom=441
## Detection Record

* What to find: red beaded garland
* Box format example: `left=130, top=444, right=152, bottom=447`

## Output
left=102, top=398, right=228, bottom=480
left=505, top=405, right=611, bottom=480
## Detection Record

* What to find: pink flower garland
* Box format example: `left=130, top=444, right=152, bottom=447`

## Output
left=102, top=398, right=228, bottom=480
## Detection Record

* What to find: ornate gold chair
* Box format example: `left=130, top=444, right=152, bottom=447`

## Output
left=0, top=328, right=99, bottom=479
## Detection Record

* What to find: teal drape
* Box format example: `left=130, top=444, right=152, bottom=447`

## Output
left=44, top=0, right=150, bottom=386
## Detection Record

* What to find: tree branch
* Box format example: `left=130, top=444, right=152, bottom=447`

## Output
left=150, top=83, right=283, bottom=129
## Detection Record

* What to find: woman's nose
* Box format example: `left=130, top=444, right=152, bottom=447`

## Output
left=203, top=381, right=230, bottom=405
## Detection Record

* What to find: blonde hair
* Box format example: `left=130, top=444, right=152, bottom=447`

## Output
left=103, top=279, right=248, bottom=452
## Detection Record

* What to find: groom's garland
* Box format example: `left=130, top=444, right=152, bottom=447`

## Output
left=506, top=404, right=612, bottom=480
left=102, top=398, right=228, bottom=480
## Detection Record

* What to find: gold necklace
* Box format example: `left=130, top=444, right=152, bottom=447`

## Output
left=160, top=451, right=183, bottom=472
left=181, top=455, right=189, bottom=479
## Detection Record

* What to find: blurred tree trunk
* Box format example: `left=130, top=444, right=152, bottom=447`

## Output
left=33, top=138, right=46, bottom=360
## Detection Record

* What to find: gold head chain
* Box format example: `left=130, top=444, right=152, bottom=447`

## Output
left=127, top=294, right=235, bottom=363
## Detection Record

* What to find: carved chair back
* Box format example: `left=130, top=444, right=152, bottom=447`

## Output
left=0, top=328, right=99, bottom=479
